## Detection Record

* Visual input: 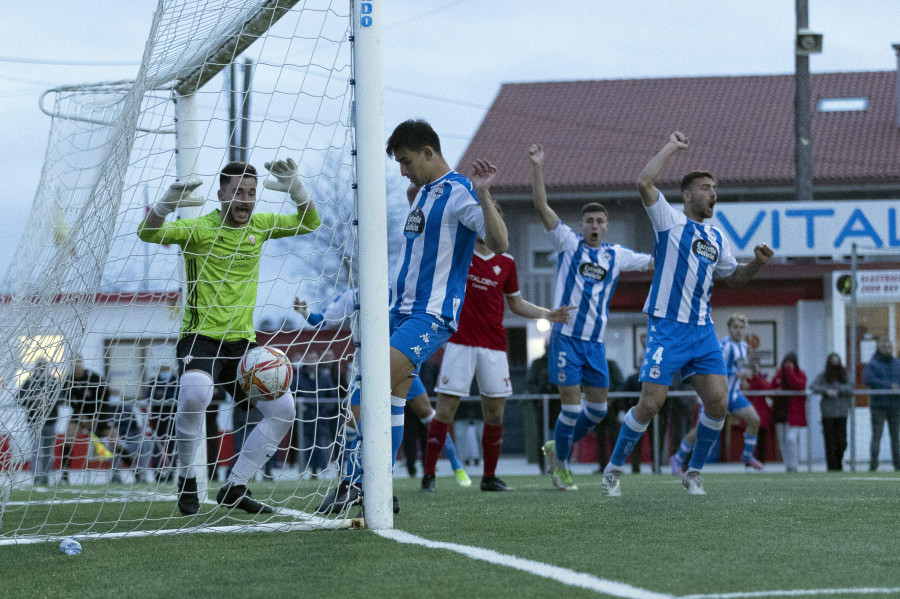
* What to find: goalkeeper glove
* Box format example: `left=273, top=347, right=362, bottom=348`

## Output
left=264, top=158, right=309, bottom=205
left=152, top=179, right=204, bottom=218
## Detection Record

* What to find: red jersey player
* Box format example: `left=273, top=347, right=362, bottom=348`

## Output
left=421, top=211, right=573, bottom=492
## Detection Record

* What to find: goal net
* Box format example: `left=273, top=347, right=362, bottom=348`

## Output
left=0, top=0, right=377, bottom=543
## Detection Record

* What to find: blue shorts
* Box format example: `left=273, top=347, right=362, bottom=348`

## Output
left=390, top=311, right=454, bottom=371
left=728, top=392, right=753, bottom=413
left=548, top=331, right=609, bottom=388
left=639, top=316, right=726, bottom=386
left=349, top=374, right=426, bottom=406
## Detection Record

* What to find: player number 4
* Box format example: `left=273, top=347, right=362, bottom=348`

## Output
left=652, top=347, right=664, bottom=364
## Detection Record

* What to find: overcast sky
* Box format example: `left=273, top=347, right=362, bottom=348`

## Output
left=2, top=0, right=899, bottom=278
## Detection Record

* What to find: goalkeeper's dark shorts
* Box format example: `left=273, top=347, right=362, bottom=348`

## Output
left=176, top=334, right=257, bottom=406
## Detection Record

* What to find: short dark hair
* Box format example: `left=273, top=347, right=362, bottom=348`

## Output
left=581, top=202, right=608, bottom=217
left=386, top=119, right=442, bottom=157
left=220, top=161, right=257, bottom=187
left=680, top=170, right=716, bottom=192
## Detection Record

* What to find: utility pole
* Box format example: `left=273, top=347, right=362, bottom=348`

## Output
left=794, top=0, right=812, bottom=203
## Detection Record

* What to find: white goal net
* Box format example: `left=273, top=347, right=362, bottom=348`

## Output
left=0, top=0, right=374, bottom=542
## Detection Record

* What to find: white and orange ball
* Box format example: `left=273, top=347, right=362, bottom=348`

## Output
left=238, top=346, right=292, bottom=401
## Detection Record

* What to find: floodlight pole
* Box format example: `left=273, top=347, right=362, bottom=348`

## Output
left=352, top=0, right=392, bottom=530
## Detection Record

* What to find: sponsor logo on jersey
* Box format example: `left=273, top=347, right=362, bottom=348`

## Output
left=411, top=345, right=422, bottom=357
left=420, top=333, right=430, bottom=344
left=468, top=274, right=499, bottom=287
left=404, top=207, right=425, bottom=238
left=579, top=262, right=608, bottom=281
left=692, top=238, right=719, bottom=262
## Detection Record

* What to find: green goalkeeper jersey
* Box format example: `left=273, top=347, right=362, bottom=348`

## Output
left=138, top=208, right=319, bottom=341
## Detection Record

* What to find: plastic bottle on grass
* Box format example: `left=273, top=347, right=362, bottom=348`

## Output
left=59, top=538, right=82, bottom=555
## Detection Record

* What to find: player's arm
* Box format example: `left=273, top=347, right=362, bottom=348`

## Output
left=528, top=144, right=560, bottom=231
left=506, top=294, right=574, bottom=323
left=636, top=132, right=689, bottom=207
left=723, top=243, right=774, bottom=287
left=471, top=159, right=508, bottom=254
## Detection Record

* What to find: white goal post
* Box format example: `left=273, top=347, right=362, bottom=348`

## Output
left=0, top=0, right=391, bottom=542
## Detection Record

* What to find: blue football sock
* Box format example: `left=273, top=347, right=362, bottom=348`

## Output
left=390, top=395, right=406, bottom=469
left=742, top=433, right=758, bottom=462
left=554, top=404, right=581, bottom=468
left=607, top=408, right=649, bottom=471
left=572, top=399, right=608, bottom=443
left=688, top=413, right=725, bottom=470
left=344, top=426, right=361, bottom=483
left=443, top=432, right=464, bottom=471
left=675, top=438, right=694, bottom=462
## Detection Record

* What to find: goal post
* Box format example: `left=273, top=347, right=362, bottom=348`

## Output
left=351, top=0, right=392, bottom=531
left=0, top=0, right=391, bottom=542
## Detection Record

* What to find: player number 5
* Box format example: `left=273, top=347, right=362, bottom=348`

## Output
left=557, top=351, right=567, bottom=369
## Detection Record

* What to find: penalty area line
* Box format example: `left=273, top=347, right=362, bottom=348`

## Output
left=375, top=529, right=672, bottom=599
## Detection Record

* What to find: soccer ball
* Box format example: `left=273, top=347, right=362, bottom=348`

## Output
left=238, top=346, right=292, bottom=401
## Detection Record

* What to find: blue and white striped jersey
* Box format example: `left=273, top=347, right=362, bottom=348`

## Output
left=548, top=221, right=651, bottom=343
left=720, top=335, right=749, bottom=402
left=642, top=191, right=738, bottom=325
left=391, top=171, right=485, bottom=329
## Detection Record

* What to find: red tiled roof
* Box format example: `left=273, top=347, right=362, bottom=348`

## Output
left=457, top=71, right=900, bottom=194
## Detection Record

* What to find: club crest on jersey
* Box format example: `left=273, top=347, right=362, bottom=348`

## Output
left=493, top=265, right=501, bottom=275
left=649, top=365, right=661, bottom=379
left=558, top=372, right=566, bottom=383
left=404, top=207, right=425, bottom=239
left=578, top=262, right=607, bottom=281
left=248, top=234, right=256, bottom=246
left=692, top=239, right=718, bottom=262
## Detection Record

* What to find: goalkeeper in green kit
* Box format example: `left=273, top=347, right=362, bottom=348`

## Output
left=138, top=159, right=319, bottom=516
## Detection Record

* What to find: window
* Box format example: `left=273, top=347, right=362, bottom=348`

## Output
left=817, top=97, right=868, bottom=112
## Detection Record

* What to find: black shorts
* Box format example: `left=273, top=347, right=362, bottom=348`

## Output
left=176, top=334, right=257, bottom=405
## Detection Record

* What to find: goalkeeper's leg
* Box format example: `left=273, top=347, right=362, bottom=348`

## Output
left=173, top=370, right=214, bottom=515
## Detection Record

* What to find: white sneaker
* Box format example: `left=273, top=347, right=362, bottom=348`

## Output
left=682, top=470, right=706, bottom=495
left=601, top=469, right=622, bottom=497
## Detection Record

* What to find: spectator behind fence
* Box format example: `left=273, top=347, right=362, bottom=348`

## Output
left=525, top=340, right=559, bottom=474
left=147, top=363, right=179, bottom=481
left=17, top=358, right=60, bottom=485
left=60, top=356, right=112, bottom=483
left=811, top=353, right=854, bottom=472
left=744, top=357, right=773, bottom=464
left=862, top=337, right=900, bottom=471
left=770, top=353, right=807, bottom=473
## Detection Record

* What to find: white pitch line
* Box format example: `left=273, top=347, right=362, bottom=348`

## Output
left=682, top=588, right=900, bottom=598
left=375, top=529, right=673, bottom=599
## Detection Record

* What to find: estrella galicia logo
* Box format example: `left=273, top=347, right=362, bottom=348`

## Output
left=692, top=239, right=719, bottom=262
left=579, top=262, right=607, bottom=281
left=404, top=207, right=425, bottom=239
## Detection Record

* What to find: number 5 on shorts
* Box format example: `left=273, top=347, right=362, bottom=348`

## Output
left=557, top=351, right=567, bottom=369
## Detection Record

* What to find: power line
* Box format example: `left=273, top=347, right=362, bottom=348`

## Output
left=0, top=55, right=140, bottom=66
left=385, top=0, right=474, bottom=30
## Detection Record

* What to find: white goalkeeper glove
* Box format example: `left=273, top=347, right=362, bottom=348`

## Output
left=152, top=179, right=204, bottom=218
left=264, top=158, right=309, bottom=205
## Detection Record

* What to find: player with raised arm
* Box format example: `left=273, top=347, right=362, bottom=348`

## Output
left=138, top=159, right=319, bottom=515
left=316, top=119, right=507, bottom=514
left=420, top=200, right=573, bottom=493
left=602, top=132, right=773, bottom=497
left=529, top=144, right=653, bottom=491
left=670, top=313, right=765, bottom=474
